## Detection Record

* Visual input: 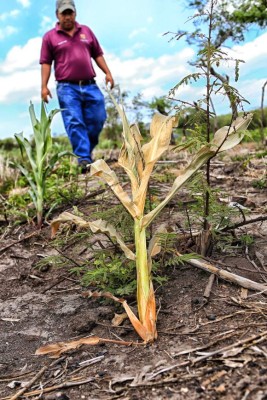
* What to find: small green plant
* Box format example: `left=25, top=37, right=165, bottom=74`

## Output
left=35, top=255, right=68, bottom=271
left=12, top=102, right=73, bottom=228
left=81, top=253, right=137, bottom=296
left=252, top=178, right=266, bottom=189
left=240, top=234, right=254, bottom=247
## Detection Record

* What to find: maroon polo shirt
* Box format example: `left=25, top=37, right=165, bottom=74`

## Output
left=40, top=22, right=103, bottom=81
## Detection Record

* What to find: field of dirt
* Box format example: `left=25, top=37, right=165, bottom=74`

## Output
left=0, top=144, right=266, bottom=400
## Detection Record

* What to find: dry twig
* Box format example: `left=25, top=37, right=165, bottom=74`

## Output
left=0, top=231, right=41, bottom=254
left=1, top=378, right=94, bottom=400
left=3, top=357, right=65, bottom=400
left=176, top=252, right=267, bottom=294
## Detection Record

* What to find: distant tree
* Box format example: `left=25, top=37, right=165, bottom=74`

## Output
left=131, top=94, right=175, bottom=138
left=182, top=0, right=267, bottom=117
left=0, top=138, right=17, bottom=152
left=149, top=96, right=173, bottom=116
left=131, top=93, right=150, bottom=137
left=101, top=89, right=129, bottom=147
left=231, top=0, right=267, bottom=27
left=187, top=0, right=267, bottom=46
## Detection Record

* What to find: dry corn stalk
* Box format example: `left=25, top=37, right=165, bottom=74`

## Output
left=50, top=97, right=252, bottom=343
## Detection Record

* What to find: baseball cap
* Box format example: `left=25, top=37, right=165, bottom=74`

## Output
left=56, top=0, right=76, bottom=13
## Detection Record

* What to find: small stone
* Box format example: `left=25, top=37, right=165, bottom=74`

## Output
left=206, top=314, right=216, bottom=321
left=75, top=321, right=96, bottom=334
left=97, top=370, right=107, bottom=377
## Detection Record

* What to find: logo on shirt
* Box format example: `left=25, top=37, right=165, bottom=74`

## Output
left=57, top=40, right=68, bottom=45
left=80, top=34, right=87, bottom=40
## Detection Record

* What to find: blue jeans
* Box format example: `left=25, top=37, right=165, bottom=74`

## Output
left=56, top=82, right=106, bottom=164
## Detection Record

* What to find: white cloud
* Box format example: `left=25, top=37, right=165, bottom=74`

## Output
left=226, top=32, right=267, bottom=75
left=0, top=37, right=44, bottom=105
left=236, top=78, right=267, bottom=110
left=0, top=69, right=42, bottom=103
left=39, top=15, right=54, bottom=34
left=121, top=42, right=146, bottom=58
left=0, top=26, right=18, bottom=40
left=0, top=9, right=20, bottom=22
left=0, top=38, right=194, bottom=107
left=0, top=31, right=266, bottom=118
left=121, top=48, right=135, bottom=58
left=129, top=27, right=147, bottom=39
left=101, top=47, right=196, bottom=102
left=0, top=37, right=42, bottom=73
left=17, top=0, right=31, bottom=7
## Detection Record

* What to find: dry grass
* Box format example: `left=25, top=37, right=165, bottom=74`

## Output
left=0, top=155, right=19, bottom=183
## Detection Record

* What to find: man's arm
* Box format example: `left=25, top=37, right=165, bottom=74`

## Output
left=41, top=63, right=52, bottom=103
left=95, top=55, right=114, bottom=89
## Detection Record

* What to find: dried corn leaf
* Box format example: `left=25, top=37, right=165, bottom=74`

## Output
left=90, top=159, right=138, bottom=218
left=51, top=211, right=90, bottom=237
left=83, top=290, right=154, bottom=343
left=147, top=224, right=168, bottom=273
left=112, top=313, right=128, bottom=326
left=142, top=284, right=157, bottom=340
left=148, top=224, right=168, bottom=258
left=89, top=219, right=135, bottom=260
left=50, top=213, right=135, bottom=260
left=142, top=114, right=178, bottom=165
left=36, top=335, right=140, bottom=358
left=212, top=113, right=253, bottom=152
left=122, top=298, right=154, bottom=342
left=134, top=114, right=178, bottom=209
left=223, top=360, right=244, bottom=368
left=118, top=124, right=144, bottom=192
left=109, top=92, right=143, bottom=190
left=36, top=336, right=100, bottom=358
left=142, top=114, right=252, bottom=228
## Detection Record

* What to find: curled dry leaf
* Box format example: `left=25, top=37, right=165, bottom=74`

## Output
left=35, top=335, right=141, bottom=358
left=89, top=219, right=136, bottom=261
left=141, top=113, right=253, bottom=229
left=148, top=224, right=168, bottom=259
left=90, top=159, right=138, bottom=218
left=112, top=313, right=128, bottom=326
left=142, top=114, right=179, bottom=165
left=81, top=290, right=155, bottom=343
left=50, top=212, right=135, bottom=260
left=50, top=211, right=89, bottom=238
left=35, top=337, right=100, bottom=358
left=212, top=113, right=253, bottom=152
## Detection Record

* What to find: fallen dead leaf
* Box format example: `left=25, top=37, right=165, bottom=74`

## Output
left=112, top=313, right=128, bottom=326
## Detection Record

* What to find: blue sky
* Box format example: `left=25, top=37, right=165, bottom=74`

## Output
left=0, top=0, right=266, bottom=139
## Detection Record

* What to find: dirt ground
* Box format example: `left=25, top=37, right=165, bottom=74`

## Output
left=0, top=144, right=266, bottom=400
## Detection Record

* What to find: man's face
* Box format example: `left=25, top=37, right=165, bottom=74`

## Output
left=57, top=9, right=76, bottom=31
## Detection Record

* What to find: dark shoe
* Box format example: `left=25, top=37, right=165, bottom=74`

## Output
left=79, top=160, right=91, bottom=174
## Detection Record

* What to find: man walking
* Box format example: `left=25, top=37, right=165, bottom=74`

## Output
left=40, top=0, right=114, bottom=173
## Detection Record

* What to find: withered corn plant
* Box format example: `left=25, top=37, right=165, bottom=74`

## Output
left=51, top=92, right=252, bottom=343
left=13, top=102, right=72, bottom=228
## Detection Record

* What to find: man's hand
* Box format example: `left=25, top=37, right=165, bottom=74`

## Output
left=41, top=87, right=52, bottom=103
left=105, top=73, right=114, bottom=90
left=94, top=56, right=114, bottom=89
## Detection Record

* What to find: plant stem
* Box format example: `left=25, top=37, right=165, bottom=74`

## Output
left=36, top=184, right=44, bottom=228
left=203, top=0, right=213, bottom=235
left=134, top=218, right=150, bottom=324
